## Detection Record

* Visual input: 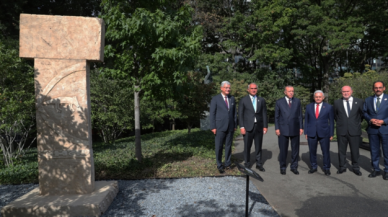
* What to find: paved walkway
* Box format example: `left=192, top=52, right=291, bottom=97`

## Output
left=232, top=126, right=388, bottom=217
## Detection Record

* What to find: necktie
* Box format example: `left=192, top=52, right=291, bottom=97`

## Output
left=289, top=99, right=292, bottom=108
left=315, top=104, right=319, bottom=119
left=346, top=100, right=351, bottom=117
left=376, top=97, right=381, bottom=111
left=252, top=96, right=256, bottom=111
left=224, top=96, right=229, bottom=109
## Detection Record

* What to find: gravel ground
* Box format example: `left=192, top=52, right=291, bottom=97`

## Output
left=0, top=176, right=279, bottom=217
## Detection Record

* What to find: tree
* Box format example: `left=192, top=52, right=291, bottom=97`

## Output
left=329, top=65, right=388, bottom=104
left=176, top=72, right=215, bottom=133
left=90, top=69, right=134, bottom=145
left=0, top=37, right=35, bottom=167
left=101, top=0, right=203, bottom=162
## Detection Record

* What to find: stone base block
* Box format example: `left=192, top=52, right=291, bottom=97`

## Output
left=1, top=181, right=118, bottom=217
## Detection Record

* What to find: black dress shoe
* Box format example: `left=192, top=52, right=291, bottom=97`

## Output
left=280, top=169, right=286, bottom=175
left=383, top=173, right=388, bottom=180
left=291, top=169, right=299, bottom=175
left=353, top=170, right=362, bottom=176
left=308, top=168, right=317, bottom=174
left=256, top=165, right=265, bottom=172
left=337, top=168, right=346, bottom=174
left=218, top=168, right=225, bottom=174
left=324, top=170, right=331, bottom=176
left=368, top=171, right=381, bottom=178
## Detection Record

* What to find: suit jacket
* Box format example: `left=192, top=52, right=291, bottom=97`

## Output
left=275, top=97, right=303, bottom=136
left=210, top=94, right=237, bottom=132
left=238, top=95, right=268, bottom=131
left=334, top=97, right=364, bottom=136
left=304, top=102, right=334, bottom=138
left=363, top=94, right=388, bottom=135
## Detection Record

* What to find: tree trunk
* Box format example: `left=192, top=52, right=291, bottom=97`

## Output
left=134, top=86, right=142, bottom=162
left=187, top=123, right=192, bottom=134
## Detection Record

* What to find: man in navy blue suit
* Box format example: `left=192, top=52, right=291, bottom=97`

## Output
left=304, top=90, right=334, bottom=175
left=363, top=81, right=388, bottom=179
left=210, top=81, right=237, bottom=174
left=275, top=86, right=303, bottom=175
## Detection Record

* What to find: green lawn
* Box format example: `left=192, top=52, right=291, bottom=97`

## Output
left=0, top=128, right=241, bottom=185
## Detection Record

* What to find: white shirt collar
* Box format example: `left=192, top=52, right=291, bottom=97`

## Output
left=343, top=96, right=353, bottom=101
left=375, top=93, right=384, bottom=99
left=221, top=93, right=228, bottom=98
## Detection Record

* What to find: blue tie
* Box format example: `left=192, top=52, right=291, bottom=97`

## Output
left=252, top=96, right=256, bottom=111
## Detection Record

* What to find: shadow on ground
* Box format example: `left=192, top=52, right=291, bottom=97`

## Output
left=294, top=195, right=388, bottom=217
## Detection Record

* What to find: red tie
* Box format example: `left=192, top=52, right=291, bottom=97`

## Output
left=315, top=104, right=319, bottom=119
left=224, top=96, right=229, bottom=109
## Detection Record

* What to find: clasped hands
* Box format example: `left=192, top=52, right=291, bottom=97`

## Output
left=240, top=128, right=267, bottom=135
left=276, top=129, right=303, bottom=136
left=371, top=119, right=385, bottom=127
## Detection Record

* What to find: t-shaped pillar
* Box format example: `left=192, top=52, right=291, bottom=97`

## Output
left=1, top=14, right=117, bottom=217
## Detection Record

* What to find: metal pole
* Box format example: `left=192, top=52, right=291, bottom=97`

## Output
left=246, top=175, right=249, bottom=217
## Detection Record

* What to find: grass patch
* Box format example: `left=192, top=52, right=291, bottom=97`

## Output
left=0, top=128, right=241, bottom=184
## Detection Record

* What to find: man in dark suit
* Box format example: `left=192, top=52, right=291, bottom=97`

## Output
left=239, top=83, right=268, bottom=171
left=304, top=90, right=334, bottom=175
left=334, top=86, right=363, bottom=176
left=275, top=86, right=303, bottom=175
left=210, top=81, right=237, bottom=174
left=363, top=81, right=388, bottom=179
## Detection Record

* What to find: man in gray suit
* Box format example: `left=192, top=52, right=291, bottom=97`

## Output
left=334, top=85, right=363, bottom=176
left=210, top=81, right=237, bottom=174
left=239, top=83, right=268, bottom=171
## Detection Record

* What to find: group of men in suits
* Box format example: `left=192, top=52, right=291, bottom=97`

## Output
left=210, top=80, right=388, bottom=180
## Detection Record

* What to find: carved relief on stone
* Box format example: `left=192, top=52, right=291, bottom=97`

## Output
left=35, top=59, right=91, bottom=150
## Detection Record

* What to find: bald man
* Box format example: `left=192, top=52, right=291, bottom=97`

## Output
left=333, top=86, right=364, bottom=176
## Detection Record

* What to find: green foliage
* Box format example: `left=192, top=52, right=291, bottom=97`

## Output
left=329, top=65, right=388, bottom=104
left=176, top=72, right=215, bottom=133
left=101, top=1, right=203, bottom=97
left=90, top=69, right=134, bottom=144
left=0, top=37, right=36, bottom=167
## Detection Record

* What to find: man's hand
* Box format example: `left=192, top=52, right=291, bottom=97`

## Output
left=275, top=129, right=280, bottom=136
left=330, top=136, right=333, bottom=141
left=211, top=129, right=216, bottom=135
left=234, top=128, right=236, bottom=131
left=305, top=134, right=307, bottom=139
left=371, top=119, right=384, bottom=126
left=263, top=128, right=268, bottom=134
left=240, top=128, right=246, bottom=135
left=300, top=129, right=304, bottom=136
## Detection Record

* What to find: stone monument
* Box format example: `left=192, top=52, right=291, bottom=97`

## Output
left=1, top=14, right=118, bottom=217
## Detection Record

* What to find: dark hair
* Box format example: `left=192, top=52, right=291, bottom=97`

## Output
left=373, top=81, right=385, bottom=88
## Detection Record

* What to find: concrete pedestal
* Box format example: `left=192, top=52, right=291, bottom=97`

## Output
left=1, top=181, right=118, bottom=217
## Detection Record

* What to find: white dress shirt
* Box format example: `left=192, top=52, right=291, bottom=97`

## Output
left=314, top=102, right=322, bottom=116
left=251, top=95, right=257, bottom=123
left=285, top=96, right=292, bottom=106
left=374, top=93, right=384, bottom=111
left=221, top=93, right=229, bottom=110
left=343, top=96, right=353, bottom=117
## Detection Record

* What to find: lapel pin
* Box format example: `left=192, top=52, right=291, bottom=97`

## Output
left=385, top=98, right=387, bottom=101
left=355, top=102, right=357, bottom=104
left=323, top=106, right=325, bottom=108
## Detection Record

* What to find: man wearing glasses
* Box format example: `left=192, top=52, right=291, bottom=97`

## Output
left=363, top=81, right=388, bottom=179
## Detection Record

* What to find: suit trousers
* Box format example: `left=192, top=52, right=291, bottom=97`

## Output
left=243, top=123, right=263, bottom=167
left=278, top=135, right=299, bottom=170
left=337, top=133, right=361, bottom=170
left=308, top=134, right=331, bottom=170
left=368, top=133, right=388, bottom=172
left=215, top=128, right=234, bottom=169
